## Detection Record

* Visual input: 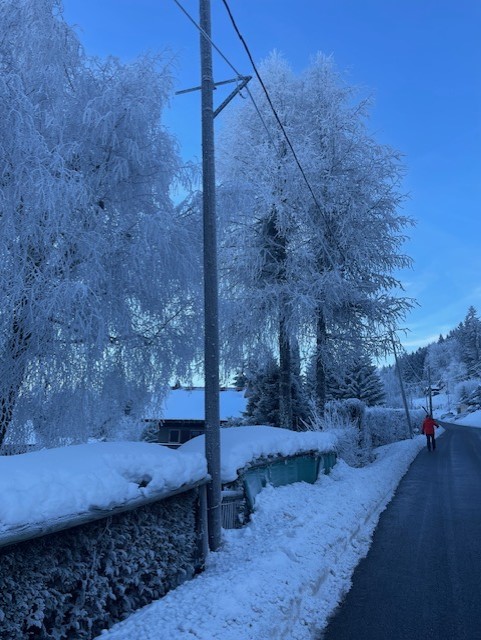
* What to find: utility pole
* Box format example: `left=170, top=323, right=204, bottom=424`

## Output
left=199, top=0, right=221, bottom=552
left=391, top=333, right=413, bottom=438
left=427, top=366, right=433, bottom=416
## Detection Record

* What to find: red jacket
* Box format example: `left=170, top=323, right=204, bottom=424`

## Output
left=422, top=416, right=438, bottom=435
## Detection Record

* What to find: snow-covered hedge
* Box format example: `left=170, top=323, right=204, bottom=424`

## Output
left=364, top=407, right=425, bottom=446
left=0, top=489, right=203, bottom=640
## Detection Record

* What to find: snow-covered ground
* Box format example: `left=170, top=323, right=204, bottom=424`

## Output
left=452, top=409, right=481, bottom=428
left=97, top=435, right=428, bottom=640
left=4, top=417, right=480, bottom=640
left=412, top=391, right=481, bottom=429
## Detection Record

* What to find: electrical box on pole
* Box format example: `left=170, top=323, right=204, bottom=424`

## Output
left=199, top=0, right=222, bottom=552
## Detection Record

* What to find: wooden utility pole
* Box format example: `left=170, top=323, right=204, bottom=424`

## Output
left=200, top=0, right=221, bottom=551
left=391, top=333, right=413, bottom=438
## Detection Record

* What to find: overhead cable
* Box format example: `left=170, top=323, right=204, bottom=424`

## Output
left=171, top=0, right=276, bottom=147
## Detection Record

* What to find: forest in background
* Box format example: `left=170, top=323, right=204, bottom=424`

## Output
left=381, top=306, right=481, bottom=414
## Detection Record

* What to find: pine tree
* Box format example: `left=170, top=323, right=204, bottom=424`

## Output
left=232, top=371, right=247, bottom=391
left=333, top=357, right=385, bottom=406
left=244, top=350, right=309, bottom=428
left=245, top=356, right=280, bottom=426
left=457, top=307, right=481, bottom=377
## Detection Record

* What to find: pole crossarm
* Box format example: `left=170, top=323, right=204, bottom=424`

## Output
left=213, top=75, right=251, bottom=117
left=176, top=75, right=252, bottom=118
left=175, top=75, right=250, bottom=95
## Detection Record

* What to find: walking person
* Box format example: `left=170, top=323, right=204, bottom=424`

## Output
left=422, top=413, right=439, bottom=452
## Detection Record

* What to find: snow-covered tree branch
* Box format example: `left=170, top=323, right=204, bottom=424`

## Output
left=0, top=0, right=201, bottom=447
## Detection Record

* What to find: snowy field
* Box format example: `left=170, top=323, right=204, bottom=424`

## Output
left=97, top=435, right=428, bottom=640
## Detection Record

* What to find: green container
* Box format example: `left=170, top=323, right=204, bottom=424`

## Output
left=242, top=453, right=334, bottom=510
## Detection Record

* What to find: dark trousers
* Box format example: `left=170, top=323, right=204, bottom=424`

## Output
left=426, top=433, right=435, bottom=451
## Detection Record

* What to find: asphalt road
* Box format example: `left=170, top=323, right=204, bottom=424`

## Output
left=321, top=423, right=481, bottom=640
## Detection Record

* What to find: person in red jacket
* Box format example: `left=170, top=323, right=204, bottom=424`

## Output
left=421, top=414, right=439, bottom=452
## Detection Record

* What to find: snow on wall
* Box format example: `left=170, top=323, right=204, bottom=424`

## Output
left=180, top=426, right=338, bottom=483
left=0, top=442, right=207, bottom=535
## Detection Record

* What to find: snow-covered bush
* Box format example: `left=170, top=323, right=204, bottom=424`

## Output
left=365, top=407, right=425, bottom=446
left=0, top=489, right=203, bottom=639
left=304, top=399, right=370, bottom=467
left=454, top=378, right=481, bottom=410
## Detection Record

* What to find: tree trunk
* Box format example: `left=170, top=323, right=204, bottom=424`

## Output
left=0, top=299, right=31, bottom=448
left=315, top=309, right=327, bottom=416
left=279, top=311, right=292, bottom=429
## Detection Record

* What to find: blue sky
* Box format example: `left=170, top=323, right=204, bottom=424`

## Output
left=63, top=0, right=481, bottom=355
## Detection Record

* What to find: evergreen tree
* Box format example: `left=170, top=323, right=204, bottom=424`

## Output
left=457, top=307, right=481, bottom=377
left=232, top=371, right=247, bottom=391
left=244, top=350, right=309, bottom=428
left=333, top=357, right=385, bottom=406
left=244, top=356, right=280, bottom=426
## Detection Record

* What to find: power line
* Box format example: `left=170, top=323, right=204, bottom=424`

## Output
left=220, top=0, right=337, bottom=266
left=174, top=0, right=341, bottom=268
left=171, top=0, right=276, bottom=147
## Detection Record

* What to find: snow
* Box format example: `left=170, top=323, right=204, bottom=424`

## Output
left=412, top=392, right=481, bottom=429
left=96, top=435, right=427, bottom=640
left=180, top=426, right=338, bottom=483
left=147, top=388, right=247, bottom=421
left=0, top=442, right=206, bottom=534
left=453, top=410, right=481, bottom=428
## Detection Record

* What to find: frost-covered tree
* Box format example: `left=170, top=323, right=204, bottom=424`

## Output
left=424, top=337, right=466, bottom=394
left=218, top=52, right=412, bottom=420
left=379, top=365, right=404, bottom=409
left=244, top=350, right=308, bottom=429
left=332, top=356, right=385, bottom=406
left=455, top=307, right=481, bottom=378
left=0, top=0, right=201, bottom=447
left=244, top=354, right=281, bottom=426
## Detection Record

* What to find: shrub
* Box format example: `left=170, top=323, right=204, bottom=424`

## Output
left=365, top=407, right=425, bottom=447
left=304, top=399, right=370, bottom=467
left=0, top=488, right=204, bottom=639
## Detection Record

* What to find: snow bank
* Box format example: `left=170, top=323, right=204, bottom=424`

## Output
left=454, top=410, right=481, bottom=428
left=97, top=436, right=425, bottom=640
left=0, top=442, right=207, bottom=534
left=180, top=426, right=338, bottom=483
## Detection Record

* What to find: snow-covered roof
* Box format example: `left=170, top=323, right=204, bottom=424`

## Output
left=180, top=425, right=338, bottom=483
left=0, top=442, right=207, bottom=537
left=147, top=388, right=247, bottom=421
